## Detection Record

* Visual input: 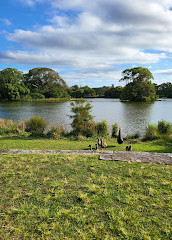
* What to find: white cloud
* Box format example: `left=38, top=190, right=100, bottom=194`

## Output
left=0, top=18, right=12, bottom=26
left=154, top=69, right=172, bottom=75
left=2, top=0, right=172, bottom=85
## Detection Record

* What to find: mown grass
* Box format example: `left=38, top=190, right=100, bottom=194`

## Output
left=0, top=136, right=172, bottom=153
left=0, top=153, right=171, bottom=239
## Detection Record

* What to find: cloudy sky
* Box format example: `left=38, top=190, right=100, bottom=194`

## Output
left=1, top=0, right=172, bottom=87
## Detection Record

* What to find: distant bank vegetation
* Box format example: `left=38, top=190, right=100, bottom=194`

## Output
left=0, top=67, right=172, bottom=101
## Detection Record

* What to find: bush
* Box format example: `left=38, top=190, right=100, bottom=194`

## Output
left=26, top=116, right=47, bottom=136
left=96, top=120, right=109, bottom=137
left=83, top=120, right=97, bottom=137
left=143, top=124, right=159, bottom=141
left=157, top=120, right=172, bottom=135
left=30, top=93, right=45, bottom=99
left=124, top=132, right=140, bottom=140
left=111, top=123, right=118, bottom=138
left=0, top=119, right=26, bottom=135
left=47, top=124, right=67, bottom=138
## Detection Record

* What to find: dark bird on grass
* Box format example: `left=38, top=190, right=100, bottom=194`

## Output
left=126, top=145, right=132, bottom=151
left=117, top=128, right=123, bottom=144
left=88, top=144, right=92, bottom=151
left=100, top=138, right=107, bottom=148
left=128, top=145, right=132, bottom=151
left=95, top=143, right=98, bottom=150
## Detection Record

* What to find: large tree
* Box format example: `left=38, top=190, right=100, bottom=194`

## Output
left=0, top=68, right=29, bottom=100
left=24, top=67, right=69, bottom=98
left=120, top=67, right=156, bottom=102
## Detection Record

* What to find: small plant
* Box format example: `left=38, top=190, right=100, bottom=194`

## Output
left=0, top=119, right=26, bottom=135
left=47, top=123, right=67, bottom=138
left=143, top=124, right=158, bottom=141
left=111, top=123, right=118, bottom=138
left=96, top=120, right=109, bottom=137
left=84, top=120, right=97, bottom=137
left=157, top=120, right=172, bottom=135
left=70, top=100, right=93, bottom=136
left=26, top=116, right=47, bottom=136
left=77, top=134, right=86, bottom=141
left=124, top=131, right=140, bottom=140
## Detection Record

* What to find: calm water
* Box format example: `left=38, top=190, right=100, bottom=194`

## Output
left=0, top=98, right=172, bottom=136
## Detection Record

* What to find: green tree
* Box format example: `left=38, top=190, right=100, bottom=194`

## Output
left=156, top=82, right=172, bottom=98
left=104, top=86, right=123, bottom=98
left=0, top=68, right=29, bottom=100
left=24, top=67, right=69, bottom=98
left=70, top=100, right=93, bottom=135
left=120, top=67, right=156, bottom=102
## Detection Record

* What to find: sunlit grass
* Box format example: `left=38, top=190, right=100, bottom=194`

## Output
left=0, top=153, right=171, bottom=239
left=0, top=136, right=172, bottom=153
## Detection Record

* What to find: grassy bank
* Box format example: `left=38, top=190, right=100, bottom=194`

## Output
left=0, top=136, right=172, bottom=153
left=0, top=153, right=171, bottom=239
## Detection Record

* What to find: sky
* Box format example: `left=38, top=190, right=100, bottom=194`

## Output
left=1, top=0, right=172, bottom=87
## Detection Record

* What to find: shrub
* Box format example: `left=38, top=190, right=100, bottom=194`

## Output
left=47, top=124, right=67, bottom=138
left=83, top=120, right=97, bottom=137
left=124, top=132, right=140, bottom=140
left=111, top=123, right=118, bottom=138
left=77, top=134, right=86, bottom=141
left=157, top=120, right=172, bottom=135
left=30, top=93, right=45, bottom=99
left=143, top=124, right=159, bottom=141
left=26, top=116, right=47, bottom=136
left=0, top=119, right=26, bottom=135
left=96, top=120, right=109, bottom=137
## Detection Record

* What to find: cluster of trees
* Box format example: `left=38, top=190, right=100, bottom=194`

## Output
left=0, top=67, right=172, bottom=102
left=0, top=67, right=69, bottom=101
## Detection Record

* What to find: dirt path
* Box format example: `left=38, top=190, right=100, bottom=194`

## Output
left=0, top=149, right=172, bottom=165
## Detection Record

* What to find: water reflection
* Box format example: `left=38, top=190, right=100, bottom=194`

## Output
left=0, top=99, right=171, bottom=135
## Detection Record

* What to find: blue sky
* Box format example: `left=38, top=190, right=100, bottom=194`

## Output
left=1, top=0, right=172, bottom=87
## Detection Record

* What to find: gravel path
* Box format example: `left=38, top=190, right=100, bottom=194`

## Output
left=0, top=149, right=172, bottom=165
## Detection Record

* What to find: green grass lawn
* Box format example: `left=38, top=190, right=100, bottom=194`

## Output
left=0, top=153, right=171, bottom=239
left=0, top=136, right=172, bottom=153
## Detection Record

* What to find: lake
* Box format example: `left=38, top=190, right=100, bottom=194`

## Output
left=0, top=98, right=172, bottom=136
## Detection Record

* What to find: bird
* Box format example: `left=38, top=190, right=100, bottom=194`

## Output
left=88, top=144, right=92, bottom=151
left=126, top=145, right=132, bottom=151
left=128, top=145, right=132, bottom=151
left=117, top=128, right=123, bottom=144
left=97, top=137, right=101, bottom=146
left=95, top=143, right=98, bottom=150
left=100, top=138, right=107, bottom=148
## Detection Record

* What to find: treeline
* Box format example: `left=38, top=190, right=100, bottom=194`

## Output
left=0, top=67, right=172, bottom=101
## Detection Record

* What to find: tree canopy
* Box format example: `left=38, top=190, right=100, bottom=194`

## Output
left=0, top=68, right=29, bottom=100
left=120, top=67, right=156, bottom=102
left=120, top=67, right=154, bottom=84
left=24, top=68, right=69, bottom=98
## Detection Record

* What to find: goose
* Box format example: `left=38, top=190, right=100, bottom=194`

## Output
left=100, top=138, right=107, bottom=148
left=117, top=128, right=123, bottom=144
left=88, top=144, right=92, bottom=151
left=126, top=145, right=132, bottom=151
left=97, top=137, right=101, bottom=146
left=128, top=145, right=132, bottom=151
